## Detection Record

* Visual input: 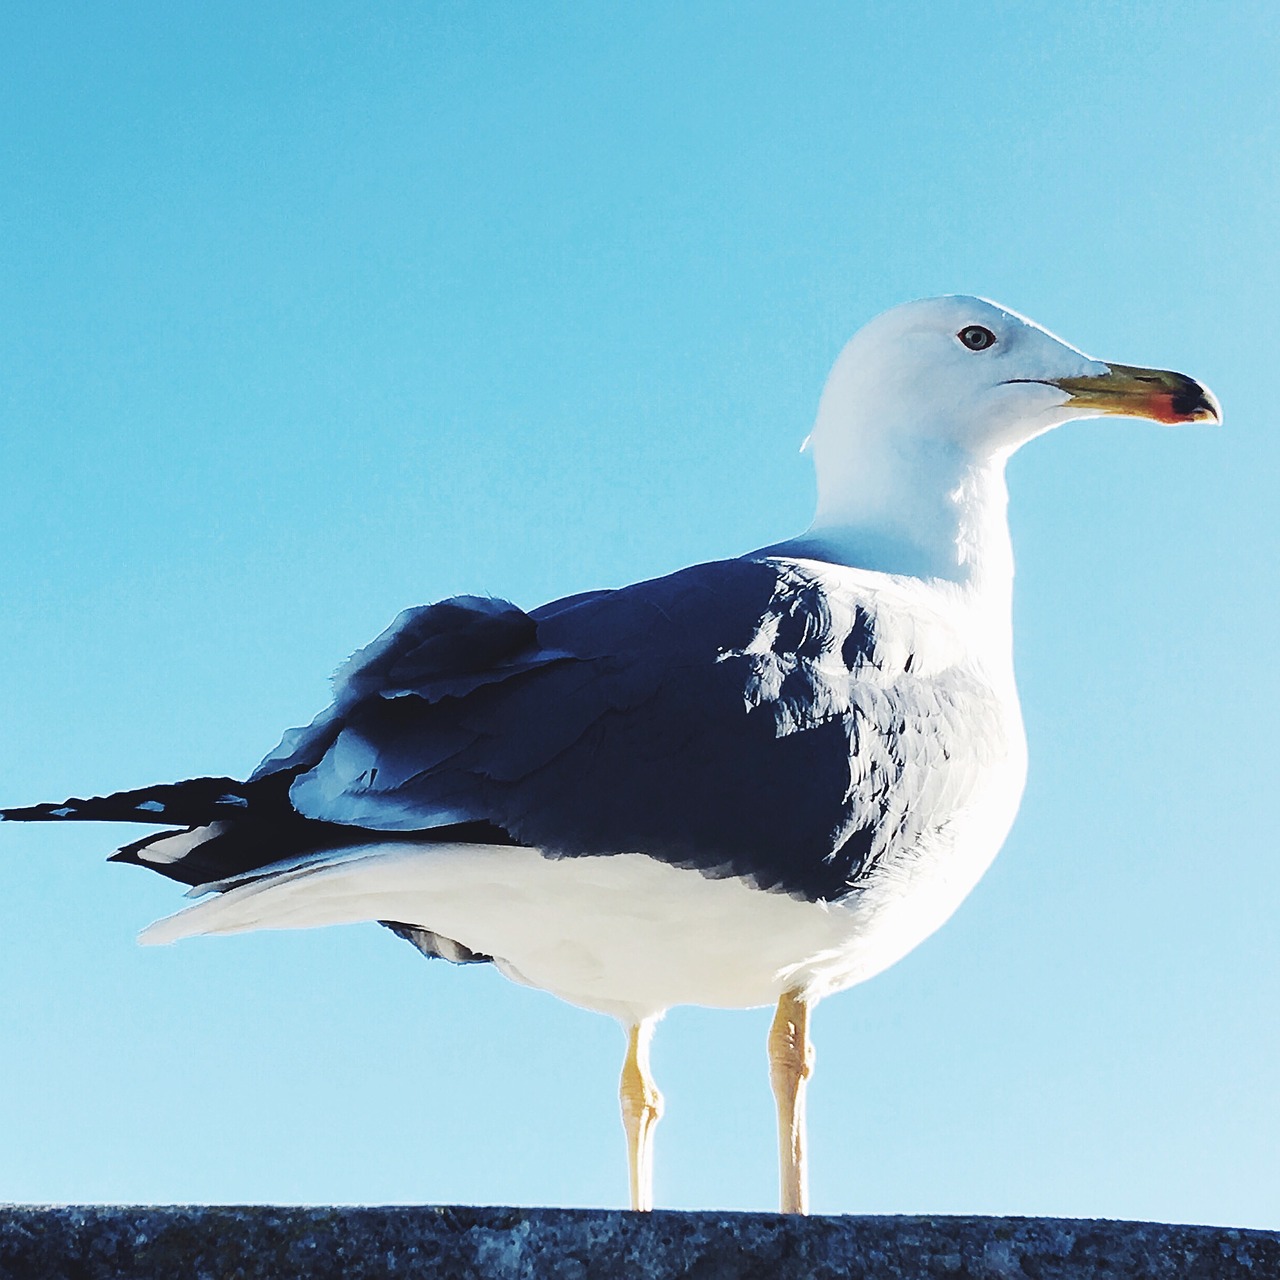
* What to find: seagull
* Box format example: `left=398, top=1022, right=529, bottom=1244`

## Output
left=0, top=296, right=1219, bottom=1214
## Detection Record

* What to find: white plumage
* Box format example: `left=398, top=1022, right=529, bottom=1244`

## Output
left=2, top=295, right=1219, bottom=1212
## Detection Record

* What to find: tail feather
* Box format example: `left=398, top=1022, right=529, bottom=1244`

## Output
left=111, top=812, right=370, bottom=888
left=3, top=773, right=521, bottom=891
left=5, top=774, right=513, bottom=972
left=0, top=777, right=253, bottom=828
left=1, top=773, right=341, bottom=888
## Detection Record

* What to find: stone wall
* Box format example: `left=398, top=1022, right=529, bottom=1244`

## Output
left=1, top=1206, right=1276, bottom=1279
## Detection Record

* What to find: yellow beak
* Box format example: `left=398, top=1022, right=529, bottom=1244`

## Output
left=1049, top=363, right=1221, bottom=425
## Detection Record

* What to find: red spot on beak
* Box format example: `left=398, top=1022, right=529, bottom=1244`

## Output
left=1147, top=391, right=1184, bottom=424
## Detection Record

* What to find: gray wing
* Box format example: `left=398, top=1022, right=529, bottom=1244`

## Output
left=266, top=558, right=1002, bottom=903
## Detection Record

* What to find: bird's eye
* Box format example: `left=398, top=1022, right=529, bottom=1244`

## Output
left=958, top=325, right=997, bottom=352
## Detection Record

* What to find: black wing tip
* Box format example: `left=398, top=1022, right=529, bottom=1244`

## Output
left=0, top=778, right=256, bottom=828
left=0, top=800, right=90, bottom=823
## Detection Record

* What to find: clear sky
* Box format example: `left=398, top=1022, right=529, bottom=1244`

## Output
left=1, top=1, right=1276, bottom=1227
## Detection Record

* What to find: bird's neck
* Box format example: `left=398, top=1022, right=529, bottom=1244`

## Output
left=791, top=438, right=1016, bottom=614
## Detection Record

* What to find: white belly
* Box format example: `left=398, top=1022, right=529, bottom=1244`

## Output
left=141, top=784, right=1017, bottom=1024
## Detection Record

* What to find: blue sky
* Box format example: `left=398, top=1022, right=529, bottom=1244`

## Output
left=1, top=1, right=1277, bottom=1225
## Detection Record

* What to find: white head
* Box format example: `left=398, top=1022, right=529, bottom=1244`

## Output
left=799, top=296, right=1218, bottom=586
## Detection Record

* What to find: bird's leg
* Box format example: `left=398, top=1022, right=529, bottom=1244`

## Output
left=619, top=1017, right=663, bottom=1211
left=768, top=988, right=815, bottom=1214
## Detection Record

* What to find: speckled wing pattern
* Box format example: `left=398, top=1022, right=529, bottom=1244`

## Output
left=260, top=557, right=1005, bottom=904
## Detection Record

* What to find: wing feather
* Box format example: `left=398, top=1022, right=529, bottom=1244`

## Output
left=279, top=558, right=1005, bottom=902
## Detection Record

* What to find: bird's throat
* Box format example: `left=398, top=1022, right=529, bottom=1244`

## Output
left=805, top=445, right=1015, bottom=604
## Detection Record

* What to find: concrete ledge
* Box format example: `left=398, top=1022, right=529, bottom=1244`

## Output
left=1, top=1206, right=1276, bottom=1279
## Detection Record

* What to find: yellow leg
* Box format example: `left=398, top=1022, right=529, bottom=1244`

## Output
left=619, top=1018, right=663, bottom=1211
left=768, top=989, right=815, bottom=1214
